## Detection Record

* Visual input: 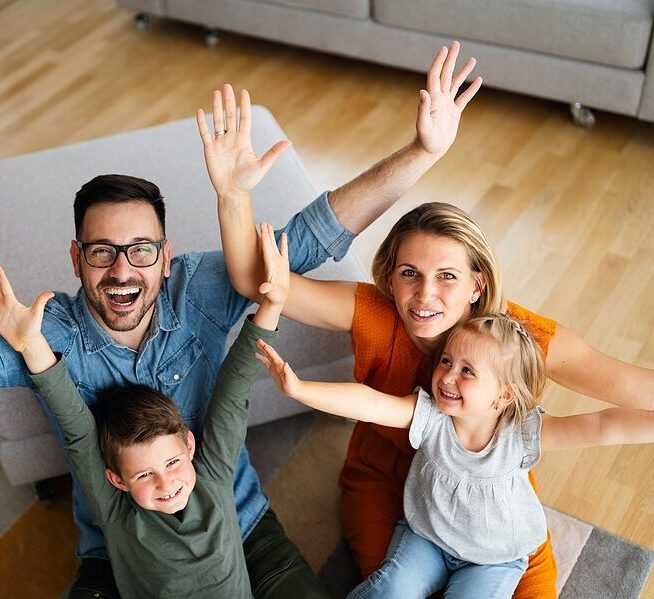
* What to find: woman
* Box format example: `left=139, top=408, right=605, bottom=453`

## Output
left=197, top=45, right=654, bottom=598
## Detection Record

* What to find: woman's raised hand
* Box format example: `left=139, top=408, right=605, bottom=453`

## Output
left=196, top=84, right=292, bottom=197
left=0, top=267, right=53, bottom=354
left=416, top=41, right=483, bottom=158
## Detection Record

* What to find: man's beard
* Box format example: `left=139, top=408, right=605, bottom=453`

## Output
left=81, top=269, right=164, bottom=332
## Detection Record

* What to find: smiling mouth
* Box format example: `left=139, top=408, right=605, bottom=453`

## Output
left=158, top=486, right=183, bottom=502
left=439, top=388, right=462, bottom=401
left=104, top=287, right=142, bottom=307
left=409, top=308, right=442, bottom=321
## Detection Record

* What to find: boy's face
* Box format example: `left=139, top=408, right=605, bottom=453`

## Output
left=105, top=431, right=197, bottom=514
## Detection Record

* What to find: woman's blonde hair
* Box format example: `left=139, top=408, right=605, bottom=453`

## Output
left=446, top=314, right=546, bottom=424
left=372, top=202, right=503, bottom=317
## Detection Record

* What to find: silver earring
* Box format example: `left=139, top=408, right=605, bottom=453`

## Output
left=470, top=294, right=479, bottom=304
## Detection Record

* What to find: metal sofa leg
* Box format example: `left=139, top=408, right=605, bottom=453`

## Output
left=205, top=27, right=220, bottom=47
left=134, top=12, right=152, bottom=32
left=570, top=102, right=596, bottom=128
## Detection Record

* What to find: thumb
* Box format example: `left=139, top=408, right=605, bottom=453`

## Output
left=32, top=291, right=54, bottom=315
left=416, top=89, right=432, bottom=130
left=258, top=140, right=292, bottom=172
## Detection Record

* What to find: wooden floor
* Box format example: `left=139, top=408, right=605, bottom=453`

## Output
left=2, top=0, right=654, bottom=594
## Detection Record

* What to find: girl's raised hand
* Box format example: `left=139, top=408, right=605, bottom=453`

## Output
left=257, top=223, right=290, bottom=308
left=255, top=339, right=301, bottom=398
left=0, top=267, right=53, bottom=353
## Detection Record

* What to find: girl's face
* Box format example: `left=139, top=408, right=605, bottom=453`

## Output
left=432, top=334, right=504, bottom=420
left=388, top=233, right=482, bottom=355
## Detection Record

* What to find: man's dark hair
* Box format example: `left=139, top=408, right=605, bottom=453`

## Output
left=74, top=174, right=166, bottom=238
left=92, top=384, right=188, bottom=475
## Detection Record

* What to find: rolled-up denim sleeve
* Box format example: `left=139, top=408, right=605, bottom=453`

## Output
left=280, top=191, right=356, bottom=274
left=0, top=337, right=31, bottom=388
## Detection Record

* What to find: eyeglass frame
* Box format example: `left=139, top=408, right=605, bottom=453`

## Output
left=75, top=240, right=166, bottom=268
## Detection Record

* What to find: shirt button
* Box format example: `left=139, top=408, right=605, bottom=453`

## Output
left=173, top=373, right=180, bottom=381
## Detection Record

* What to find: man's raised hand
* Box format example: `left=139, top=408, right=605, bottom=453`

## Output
left=416, top=41, right=483, bottom=159
left=196, top=84, right=292, bottom=197
left=0, top=267, right=53, bottom=354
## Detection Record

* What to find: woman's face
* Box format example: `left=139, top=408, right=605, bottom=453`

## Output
left=388, top=232, right=481, bottom=355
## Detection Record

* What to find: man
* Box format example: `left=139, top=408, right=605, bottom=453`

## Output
left=0, top=43, right=480, bottom=597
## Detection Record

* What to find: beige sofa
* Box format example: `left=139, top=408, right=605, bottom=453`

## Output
left=116, top=0, right=654, bottom=124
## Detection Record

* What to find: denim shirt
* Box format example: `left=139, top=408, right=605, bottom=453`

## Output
left=0, top=192, right=354, bottom=559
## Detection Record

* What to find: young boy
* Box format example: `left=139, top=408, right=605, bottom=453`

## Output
left=0, top=224, right=289, bottom=598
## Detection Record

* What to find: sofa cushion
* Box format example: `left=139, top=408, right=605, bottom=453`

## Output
left=373, top=0, right=654, bottom=70
left=257, top=0, right=369, bottom=19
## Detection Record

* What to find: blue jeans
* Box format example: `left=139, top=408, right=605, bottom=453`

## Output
left=347, top=521, right=528, bottom=599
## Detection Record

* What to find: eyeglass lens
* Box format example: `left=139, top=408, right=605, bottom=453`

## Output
left=84, top=243, right=160, bottom=267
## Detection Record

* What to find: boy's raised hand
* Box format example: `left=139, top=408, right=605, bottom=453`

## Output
left=0, top=267, right=53, bottom=354
left=196, top=84, right=292, bottom=197
left=416, top=41, right=482, bottom=159
left=255, top=339, right=301, bottom=398
left=257, top=223, right=290, bottom=308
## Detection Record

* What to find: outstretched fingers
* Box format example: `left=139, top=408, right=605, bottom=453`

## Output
left=0, top=267, right=17, bottom=303
left=255, top=339, right=285, bottom=373
left=238, top=89, right=251, bottom=136
left=426, top=45, right=448, bottom=95
left=223, top=83, right=237, bottom=133
left=440, top=41, right=460, bottom=92
left=196, top=108, right=213, bottom=146
left=212, top=89, right=226, bottom=135
left=455, top=76, right=483, bottom=109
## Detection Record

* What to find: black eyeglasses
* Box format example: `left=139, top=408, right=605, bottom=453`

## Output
left=76, top=240, right=165, bottom=268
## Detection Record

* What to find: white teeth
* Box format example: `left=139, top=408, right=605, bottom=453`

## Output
left=441, top=389, right=461, bottom=400
left=413, top=309, right=436, bottom=317
left=106, top=287, right=140, bottom=295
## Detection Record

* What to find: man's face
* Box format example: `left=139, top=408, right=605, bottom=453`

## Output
left=70, top=201, right=172, bottom=334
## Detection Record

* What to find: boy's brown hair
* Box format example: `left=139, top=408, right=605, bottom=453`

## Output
left=92, top=384, right=189, bottom=475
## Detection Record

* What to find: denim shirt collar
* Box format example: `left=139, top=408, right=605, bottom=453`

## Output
left=72, top=288, right=181, bottom=354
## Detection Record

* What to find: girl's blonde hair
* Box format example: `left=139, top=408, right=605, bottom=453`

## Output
left=446, top=314, right=546, bottom=424
left=372, top=202, right=503, bottom=317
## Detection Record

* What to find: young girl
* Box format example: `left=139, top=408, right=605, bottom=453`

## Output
left=255, top=313, right=654, bottom=599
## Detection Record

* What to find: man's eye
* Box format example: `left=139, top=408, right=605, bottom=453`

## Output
left=131, top=244, right=153, bottom=255
left=91, top=247, right=113, bottom=257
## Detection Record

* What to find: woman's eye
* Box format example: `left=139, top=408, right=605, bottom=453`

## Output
left=401, top=269, right=418, bottom=278
left=439, top=272, right=456, bottom=281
